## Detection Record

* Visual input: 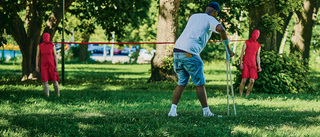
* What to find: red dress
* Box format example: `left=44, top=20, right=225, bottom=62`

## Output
left=39, top=33, right=59, bottom=82
left=242, top=30, right=261, bottom=79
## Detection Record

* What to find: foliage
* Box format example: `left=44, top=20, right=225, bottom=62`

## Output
left=161, top=45, right=174, bottom=70
left=121, top=0, right=158, bottom=44
left=1, top=63, right=320, bottom=136
left=179, top=0, right=244, bottom=38
left=311, top=11, right=320, bottom=51
left=201, top=42, right=227, bottom=61
left=240, top=0, right=302, bottom=34
left=70, top=0, right=151, bottom=40
left=261, top=14, right=284, bottom=33
left=233, top=51, right=316, bottom=94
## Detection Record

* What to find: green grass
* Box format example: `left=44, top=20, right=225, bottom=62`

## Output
left=1, top=62, right=320, bottom=136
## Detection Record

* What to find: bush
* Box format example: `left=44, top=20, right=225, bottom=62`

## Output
left=201, top=42, right=226, bottom=62
left=233, top=51, right=315, bottom=94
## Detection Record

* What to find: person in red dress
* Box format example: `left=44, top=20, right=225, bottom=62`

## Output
left=239, top=30, right=262, bottom=97
left=36, top=33, right=60, bottom=97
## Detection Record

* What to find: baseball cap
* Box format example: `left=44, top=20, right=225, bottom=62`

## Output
left=208, top=2, right=220, bottom=16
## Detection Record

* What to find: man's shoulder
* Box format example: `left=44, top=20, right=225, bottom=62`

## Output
left=190, top=13, right=218, bottom=21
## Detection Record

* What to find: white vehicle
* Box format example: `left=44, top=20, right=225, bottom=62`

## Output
left=139, top=49, right=155, bottom=61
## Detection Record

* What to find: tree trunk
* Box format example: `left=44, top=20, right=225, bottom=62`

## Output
left=43, top=0, right=75, bottom=39
left=8, top=13, right=29, bottom=77
left=26, top=1, right=44, bottom=79
left=276, top=12, right=293, bottom=51
left=248, top=0, right=278, bottom=52
left=149, top=0, right=180, bottom=82
left=5, top=0, right=74, bottom=80
left=7, top=6, right=43, bottom=79
left=79, top=30, right=91, bottom=61
left=290, top=0, right=320, bottom=64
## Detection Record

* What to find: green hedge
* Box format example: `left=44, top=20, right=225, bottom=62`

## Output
left=233, top=51, right=315, bottom=94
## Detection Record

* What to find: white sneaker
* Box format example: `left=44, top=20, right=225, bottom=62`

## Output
left=203, top=111, right=215, bottom=117
left=168, top=111, right=178, bottom=117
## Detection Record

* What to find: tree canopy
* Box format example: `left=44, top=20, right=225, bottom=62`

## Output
left=0, top=0, right=151, bottom=78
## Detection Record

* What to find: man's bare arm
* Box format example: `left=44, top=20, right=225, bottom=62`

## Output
left=216, top=24, right=234, bottom=57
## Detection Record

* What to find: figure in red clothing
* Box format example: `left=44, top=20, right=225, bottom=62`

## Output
left=36, top=33, right=60, bottom=97
left=239, top=30, right=262, bottom=97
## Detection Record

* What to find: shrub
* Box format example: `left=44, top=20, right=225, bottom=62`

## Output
left=233, top=51, right=315, bottom=94
left=201, top=42, right=226, bottom=62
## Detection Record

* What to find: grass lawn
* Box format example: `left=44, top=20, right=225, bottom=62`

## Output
left=0, top=62, right=320, bottom=136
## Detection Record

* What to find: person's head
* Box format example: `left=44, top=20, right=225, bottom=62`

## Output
left=206, top=2, right=220, bottom=17
left=42, top=33, right=51, bottom=42
left=251, top=30, right=260, bottom=41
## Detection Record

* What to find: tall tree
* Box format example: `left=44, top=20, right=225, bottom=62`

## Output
left=70, top=0, right=150, bottom=61
left=242, top=0, right=301, bottom=52
left=77, top=20, right=95, bottom=61
left=0, top=0, right=74, bottom=80
left=71, top=0, right=150, bottom=40
left=1, top=0, right=150, bottom=78
left=149, top=0, right=180, bottom=82
left=290, top=0, right=320, bottom=64
left=0, top=12, right=7, bottom=47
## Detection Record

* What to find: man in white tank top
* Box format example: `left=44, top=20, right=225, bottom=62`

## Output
left=168, top=2, right=235, bottom=117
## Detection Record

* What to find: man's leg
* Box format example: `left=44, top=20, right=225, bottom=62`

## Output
left=246, top=78, right=255, bottom=97
left=172, top=85, right=186, bottom=105
left=239, top=78, right=247, bottom=96
left=43, top=81, right=49, bottom=97
left=53, top=81, right=60, bottom=96
left=196, top=85, right=208, bottom=108
left=168, top=85, right=186, bottom=117
left=196, top=85, right=214, bottom=117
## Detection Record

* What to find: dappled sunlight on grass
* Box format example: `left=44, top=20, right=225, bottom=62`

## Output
left=232, top=125, right=259, bottom=136
left=233, top=123, right=320, bottom=136
left=0, top=119, right=9, bottom=127
left=74, top=112, right=105, bottom=118
left=1, top=63, right=320, bottom=136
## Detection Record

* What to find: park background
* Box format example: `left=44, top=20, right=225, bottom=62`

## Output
left=1, top=0, right=320, bottom=136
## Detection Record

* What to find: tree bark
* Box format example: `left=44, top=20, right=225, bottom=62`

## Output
left=276, top=12, right=293, bottom=51
left=43, top=0, right=74, bottom=39
left=248, top=0, right=278, bottom=52
left=79, top=29, right=91, bottom=61
left=290, top=0, right=320, bottom=64
left=149, top=0, right=180, bottom=82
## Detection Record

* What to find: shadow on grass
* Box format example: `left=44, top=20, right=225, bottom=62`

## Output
left=0, top=70, right=149, bottom=86
left=0, top=102, right=319, bottom=136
